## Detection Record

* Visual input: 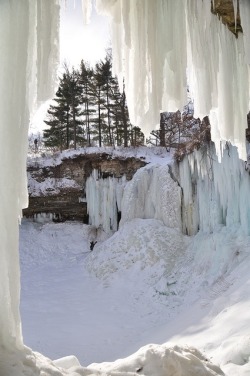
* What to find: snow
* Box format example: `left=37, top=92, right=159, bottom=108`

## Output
left=28, top=175, right=81, bottom=197
left=27, top=145, right=172, bottom=169
left=19, top=219, right=226, bottom=376
left=18, top=213, right=250, bottom=375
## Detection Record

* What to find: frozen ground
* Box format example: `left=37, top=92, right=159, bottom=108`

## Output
left=20, top=218, right=250, bottom=375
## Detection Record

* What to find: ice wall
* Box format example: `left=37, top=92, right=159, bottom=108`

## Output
left=120, top=164, right=182, bottom=230
left=0, top=0, right=59, bottom=349
left=178, top=143, right=250, bottom=236
left=92, top=0, right=250, bottom=160
left=86, top=164, right=182, bottom=234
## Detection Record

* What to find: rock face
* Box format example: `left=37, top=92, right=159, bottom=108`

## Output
left=23, top=152, right=146, bottom=222
left=211, top=0, right=242, bottom=36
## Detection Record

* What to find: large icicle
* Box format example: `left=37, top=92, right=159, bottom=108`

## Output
left=186, top=0, right=249, bottom=161
left=96, top=0, right=250, bottom=160
left=0, top=0, right=59, bottom=351
left=96, top=0, right=187, bottom=135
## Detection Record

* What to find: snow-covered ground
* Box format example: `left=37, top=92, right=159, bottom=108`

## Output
left=27, top=146, right=172, bottom=168
left=20, top=215, right=250, bottom=375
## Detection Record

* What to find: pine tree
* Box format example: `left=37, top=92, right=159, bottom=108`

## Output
left=43, top=53, right=134, bottom=149
left=63, top=65, right=83, bottom=149
left=43, top=65, right=84, bottom=150
left=130, top=126, right=144, bottom=146
left=92, top=60, right=108, bottom=147
left=79, top=60, right=96, bottom=146
left=43, top=86, right=70, bottom=151
left=110, top=78, right=131, bottom=147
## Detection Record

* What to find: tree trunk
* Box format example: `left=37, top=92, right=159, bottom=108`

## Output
left=160, top=113, right=166, bottom=147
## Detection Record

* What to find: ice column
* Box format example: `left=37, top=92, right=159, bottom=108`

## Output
left=120, top=164, right=182, bottom=231
left=0, top=0, right=59, bottom=350
left=86, top=170, right=127, bottom=234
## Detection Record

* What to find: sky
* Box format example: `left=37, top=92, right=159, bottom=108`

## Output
left=29, top=0, right=111, bottom=135
left=60, top=0, right=111, bottom=68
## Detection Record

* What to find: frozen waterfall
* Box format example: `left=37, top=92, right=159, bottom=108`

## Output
left=86, top=164, right=182, bottom=235
left=178, top=143, right=250, bottom=236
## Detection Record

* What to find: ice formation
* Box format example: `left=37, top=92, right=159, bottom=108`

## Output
left=0, top=0, right=59, bottom=352
left=92, top=0, right=250, bottom=160
left=86, top=164, right=182, bottom=234
left=178, top=143, right=250, bottom=236
left=120, top=164, right=182, bottom=230
left=86, top=169, right=127, bottom=233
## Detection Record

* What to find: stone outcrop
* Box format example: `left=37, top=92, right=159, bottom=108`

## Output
left=23, top=152, right=146, bottom=222
left=211, top=0, right=242, bottom=36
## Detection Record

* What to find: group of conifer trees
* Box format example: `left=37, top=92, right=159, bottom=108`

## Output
left=43, top=54, right=144, bottom=151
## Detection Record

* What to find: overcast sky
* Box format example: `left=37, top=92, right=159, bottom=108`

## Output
left=60, top=0, right=111, bottom=68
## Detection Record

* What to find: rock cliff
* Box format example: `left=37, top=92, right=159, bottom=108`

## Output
left=23, top=151, right=146, bottom=222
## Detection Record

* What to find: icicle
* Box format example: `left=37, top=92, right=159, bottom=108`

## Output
left=95, top=0, right=250, bottom=161
left=0, top=0, right=60, bottom=350
left=86, top=171, right=127, bottom=234
left=179, top=144, right=250, bottom=236
left=240, top=0, right=250, bottom=63
left=233, top=0, right=238, bottom=33
left=81, top=0, right=92, bottom=24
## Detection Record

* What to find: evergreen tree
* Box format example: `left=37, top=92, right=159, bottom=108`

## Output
left=63, top=65, right=83, bottom=149
left=79, top=60, right=96, bottom=146
left=43, top=65, right=83, bottom=150
left=110, top=79, right=131, bottom=147
left=43, top=52, right=134, bottom=149
left=130, top=126, right=145, bottom=146
left=43, top=85, right=70, bottom=151
left=92, top=60, right=108, bottom=147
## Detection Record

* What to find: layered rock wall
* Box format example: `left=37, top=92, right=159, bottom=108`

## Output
left=23, top=152, right=146, bottom=222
